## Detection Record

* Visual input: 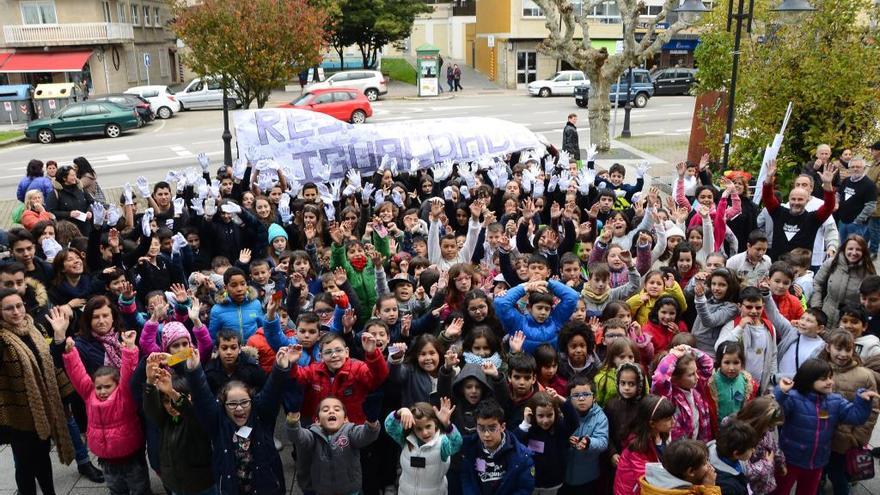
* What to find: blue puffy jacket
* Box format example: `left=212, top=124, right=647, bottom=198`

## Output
left=208, top=288, right=265, bottom=342
left=774, top=386, right=872, bottom=470
left=461, top=431, right=534, bottom=495
left=494, top=280, right=579, bottom=353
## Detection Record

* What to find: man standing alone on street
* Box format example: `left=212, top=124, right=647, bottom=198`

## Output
left=562, top=113, right=580, bottom=160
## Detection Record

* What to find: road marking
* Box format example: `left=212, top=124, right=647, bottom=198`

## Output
left=676, top=128, right=692, bottom=132
left=0, top=150, right=225, bottom=180
left=666, top=112, right=692, bottom=116
left=106, top=154, right=129, bottom=162
left=150, top=119, right=167, bottom=134
left=642, top=131, right=665, bottom=135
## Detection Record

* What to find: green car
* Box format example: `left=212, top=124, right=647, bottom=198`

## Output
left=25, top=101, right=141, bottom=144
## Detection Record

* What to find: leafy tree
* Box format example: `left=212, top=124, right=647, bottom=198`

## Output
left=533, top=0, right=690, bottom=150
left=693, top=0, right=880, bottom=176
left=172, top=0, right=327, bottom=108
left=337, top=0, right=432, bottom=69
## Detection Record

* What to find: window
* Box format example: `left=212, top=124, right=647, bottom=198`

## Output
left=522, top=0, right=543, bottom=17
left=84, top=103, right=108, bottom=115
left=20, top=1, right=57, bottom=24
left=141, top=89, right=159, bottom=98
left=333, top=91, right=353, bottom=102
left=159, top=51, right=169, bottom=77
left=131, top=4, right=139, bottom=25
left=313, top=94, right=334, bottom=104
left=207, top=79, right=222, bottom=90
left=60, top=105, right=83, bottom=118
left=102, top=1, right=112, bottom=21
left=117, top=2, right=127, bottom=22
left=330, top=73, right=350, bottom=82
left=143, top=5, right=150, bottom=25
left=634, top=73, right=649, bottom=84
left=153, top=7, right=160, bottom=26
left=586, top=1, right=621, bottom=22
left=126, top=50, right=138, bottom=81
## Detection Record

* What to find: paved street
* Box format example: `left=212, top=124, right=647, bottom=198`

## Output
left=0, top=91, right=695, bottom=197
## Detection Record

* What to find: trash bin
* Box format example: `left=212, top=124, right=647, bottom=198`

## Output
left=33, top=83, right=80, bottom=119
left=0, top=85, right=32, bottom=124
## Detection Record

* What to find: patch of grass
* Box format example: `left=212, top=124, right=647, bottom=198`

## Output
left=382, top=58, right=417, bottom=85
left=0, top=130, right=24, bottom=142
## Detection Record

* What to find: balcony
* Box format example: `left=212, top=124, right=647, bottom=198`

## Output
left=453, top=0, right=476, bottom=15
left=3, top=22, right=134, bottom=47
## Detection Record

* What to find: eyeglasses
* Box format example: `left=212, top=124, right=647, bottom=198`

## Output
left=225, top=399, right=252, bottom=410
left=476, top=425, right=500, bottom=434
left=604, top=333, right=626, bottom=340
left=314, top=308, right=333, bottom=315
left=1, top=303, right=24, bottom=312
left=322, top=347, right=346, bottom=357
left=571, top=392, right=594, bottom=400
left=344, top=216, right=357, bottom=221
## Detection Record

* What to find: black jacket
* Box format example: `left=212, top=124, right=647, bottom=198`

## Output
left=562, top=121, right=580, bottom=159
left=204, top=353, right=267, bottom=396
left=47, top=183, right=94, bottom=235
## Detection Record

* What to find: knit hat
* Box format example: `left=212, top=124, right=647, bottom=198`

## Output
left=161, top=321, right=191, bottom=352
left=665, top=224, right=686, bottom=240
left=268, top=223, right=288, bottom=243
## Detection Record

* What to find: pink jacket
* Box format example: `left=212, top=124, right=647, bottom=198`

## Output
left=63, top=346, right=144, bottom=460
left=651, top=349, right=713, bottom=442
left=138, top=319, right=213, bottom=364
left=676, top=179, right=741, bottom=251
left=614, top=434, right=660, bottom=495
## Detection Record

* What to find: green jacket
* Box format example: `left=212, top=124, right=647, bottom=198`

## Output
left=331, top=232, right=390, bottom=324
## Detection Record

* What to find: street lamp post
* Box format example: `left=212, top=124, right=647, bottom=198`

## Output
left=621, top=66, right=634, bottom=138
left=222, top=85, right=232, bottom=167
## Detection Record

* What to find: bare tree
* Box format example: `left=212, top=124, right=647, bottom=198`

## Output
left=533, top=0, right=689, bottom=150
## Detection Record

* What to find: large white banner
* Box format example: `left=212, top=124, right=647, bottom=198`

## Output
left=233, top=108, right=545, bottom=182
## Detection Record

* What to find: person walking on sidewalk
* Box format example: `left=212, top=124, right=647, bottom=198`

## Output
left=447, top=65, right=455, bottom=92
left=562, top=113, right=581, bottom=161
left=438, top=55, right=445, bottom=94
left=453, top=64, right=463, bottom=92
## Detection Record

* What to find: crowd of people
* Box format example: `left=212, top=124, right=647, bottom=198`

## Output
left=2, top=140, right=880, bottom=495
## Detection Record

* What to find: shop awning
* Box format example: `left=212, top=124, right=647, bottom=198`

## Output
left=0, top=50, right=93, bottom=73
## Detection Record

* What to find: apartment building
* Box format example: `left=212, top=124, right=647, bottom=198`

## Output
left=0, top=0, right=180, bottom=94
left=385, top=0, right=477, bottom=64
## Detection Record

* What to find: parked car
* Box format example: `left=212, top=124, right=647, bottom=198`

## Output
left=124, top=85, right=181, bottom=119
left=652, top=68, right=697, bottom=96
left=279, top=88, right=372, bottom=124
left=574, top=69, right=654, bottom=108
left=174, top=76, right=241, bottom=110
left=528, top=70, right=589, bottom=97
left=305, top=70, right=388, bottom=101
left=90, top=93, right=153, bottom=126
left=25, top=101, right=140, bottom=144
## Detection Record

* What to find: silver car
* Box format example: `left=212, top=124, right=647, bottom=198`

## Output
left=306, top=70, right=388, bottom=101
left=528, top=70, right=589, bottom=97
left=175, top=77, right=240, bottom=110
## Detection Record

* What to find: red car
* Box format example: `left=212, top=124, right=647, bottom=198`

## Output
left=280, top=87, right=372, bottom=123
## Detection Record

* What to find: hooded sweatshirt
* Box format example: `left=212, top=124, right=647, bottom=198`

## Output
left=707, top=441, right=749, bottom=495
left=639, top=462, right=722, bottom=495
left=603, top=362, right=648, bottom=458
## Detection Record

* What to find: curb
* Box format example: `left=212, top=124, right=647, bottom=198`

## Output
left=0, top=135, right=26, bottom=147
left=401, top=94, right=456, bottom=101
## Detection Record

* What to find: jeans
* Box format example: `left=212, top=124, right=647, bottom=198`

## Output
left=825, top=451, right=851, bottom=495
left=67, top=413, right=90, bottom=464
left=101, top=455, right=152, bottom=495
left=447, top=78, right=454, bottom=91
left=869, top=217, right=880, bottom=253
left=838, top=222, right=868, bottom=243
left=10, top=429, right=55, bottom=495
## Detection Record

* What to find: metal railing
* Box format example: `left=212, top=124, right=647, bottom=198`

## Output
left=3, top=22, right=134, bottom=46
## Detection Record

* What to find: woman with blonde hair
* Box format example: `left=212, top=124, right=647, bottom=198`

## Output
left=21, top=190, right=55, bottom=231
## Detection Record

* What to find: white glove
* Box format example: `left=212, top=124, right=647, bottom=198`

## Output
left=220, top=203, right=242, bottom=214
left=324, top=203, right=336, bottom=221
left=106, top=204, right=122, bottom=226
left=141, top=208, right=154, bottom=237
left=190, top=198, right=204, bottom=216
left=329, top=178, right=343, bottom=201
left=175, top=174, right=188, bottom=192
left=379, top=155, right=397, bottom=175
left=558, top=171, right=572, bottom=191
left=256, top=173, right=273, bottom=193
left=410, top=158, right=421, bottom=174
left=265, top=159, right=280, bottom=171
left=278, top=204, right=292, bottom=224
left=279, top=193, right=291, bottom=210
left=543, top=156, right=556, bottom=174
left=443, top=186, right=455, bottom=201
left=171, top=233, right=188, bottom=255
left=245, top=145, right=258, bottom=163
left=165, top=170, right=179, bottom=184
left=362, top=183, right=375, bottom=203
left=459, top=167, right=476, bottom=189
left=123, top=183, right=134, bottom=205
left=532, top=179, right=545, bottom=198
left=478, top=155, right=494, bottom=171
left=548, top=175, right=560, bottom=192
left=557, top=150, right=571, bottom=168
left=343, top=184, right=359, bottom=197
left=432, top=160, right=453, bottom=182
left=197, top=152, right=210, bottom=172
left=521, top=168, right=534, bottom=193
left=204, top=198, right=217, bottom=217
left=392, top=190, right=404, bottom=207
left=90, top=203, right=105, bottom=226
left=460, top=185, right=470, bottom=200
left=491, top=163, right=509, bottom=189
left=288, top=178, right=303, bottom=198
left=232, top=158, right=247, bottom=181
left=636, top=160, right=651, bottom=178
left=209, top=179, right=221, bottom=198
left=136, top=176, right=150, bottom=198
left=316, top=183, right=333, bottom=205
left=185, top=167, right=200, bottom=186
left=194, top=178, right=208, bottom=199
left=374, top=189, right=385, bottom=206
left=346, top=170, right=362, bottom=192
left=41, top=238, right=63, bottom=261
left=586, top=144, right=598, bottom=163
left=173, top=197, right=185, bottom=217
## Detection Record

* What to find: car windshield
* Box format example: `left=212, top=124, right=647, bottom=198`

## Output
left=550, top=72, right=563, bottom=80
left=163, top=86, right=176, bottom=95
left=292, top=93, right=313, bottom=106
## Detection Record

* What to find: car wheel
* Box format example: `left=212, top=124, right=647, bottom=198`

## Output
left=575, top=99, right=588, bottom=108
left=365, top=89, right=379, bottom=102
left=37, top=129, right=54, bottom=144
left=105, top=123, right=122, bottom=138
left=634, top=93, right=649, bottom=108
left=350, top=110, right=367, bottom=124
left=539, top=87, right=551, bottom=98
left=157, top=106, right=173, bottom=119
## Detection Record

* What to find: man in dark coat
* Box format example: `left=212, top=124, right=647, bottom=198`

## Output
left=562, top=113, right=580, bottom=160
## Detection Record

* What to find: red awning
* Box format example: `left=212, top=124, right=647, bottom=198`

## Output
left=0, top=50, right=93, bottom=73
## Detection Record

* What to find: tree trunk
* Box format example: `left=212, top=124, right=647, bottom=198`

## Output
left=587, top=76, right=613, bottom=151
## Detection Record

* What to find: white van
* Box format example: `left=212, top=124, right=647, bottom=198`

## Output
left=175, top=77, right=240, bottom=110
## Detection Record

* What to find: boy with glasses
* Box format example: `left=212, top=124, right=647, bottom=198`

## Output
left=563, top=375, right=609, bottom=492
left=461, top=398, right=535, bottom=494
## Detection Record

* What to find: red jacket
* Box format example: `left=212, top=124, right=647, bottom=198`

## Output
left=642, top=320, right=689, bottom=353
left=290, top=349, right=389, bottom=424
left=773, top=292, right=804, bottom=322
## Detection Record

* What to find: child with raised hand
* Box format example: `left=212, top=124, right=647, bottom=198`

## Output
left=732, top=397, right=786, bottom=495
left=494, top=278, right=579, bottom=353
left=715, top=286, right=777, bottom=394
left=639, top=438, right=720, bottom=495
left=289, top=332, right=389, bottom=424
left=614, top=395, right=677, bottom=495
left=652, top=344, right=714, bottom=442
left=774, top=359, right=879, bottom=495
left=642, top=296, right=688, bottom=356
left=514, top=389, right=580, bottom=494
left=764, top=294, right=826, bottom=381
left=627, top=270, right=687, bottom=326
left=821, top=330, right=879, bottom=494
left=692, top=268, right=740, bottom=354
left=140, top=296, right=213, bottom=364
left=385, top=397, right=463, bottom=494
left=60, top=328, right=150, bottom=495
left=389, top=334, right=444, bottom=407
left=208, top=267, right=265, bottom=341
left=707, top=341, right=758, bottom=437
left=287, top=397, right=381, bottom=495
left=593, top=337, right=640, bottom=407
left=563, top=375, right=609, bottom=492
left=143, top=354, right=214, bottom=495
left=328, top=220, right=389, bottom=325
left=427, top=197, right=482, bottom=271
left=462, top=324, right=506, bottom=375
left=186, top=346, right=293, bottom=494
